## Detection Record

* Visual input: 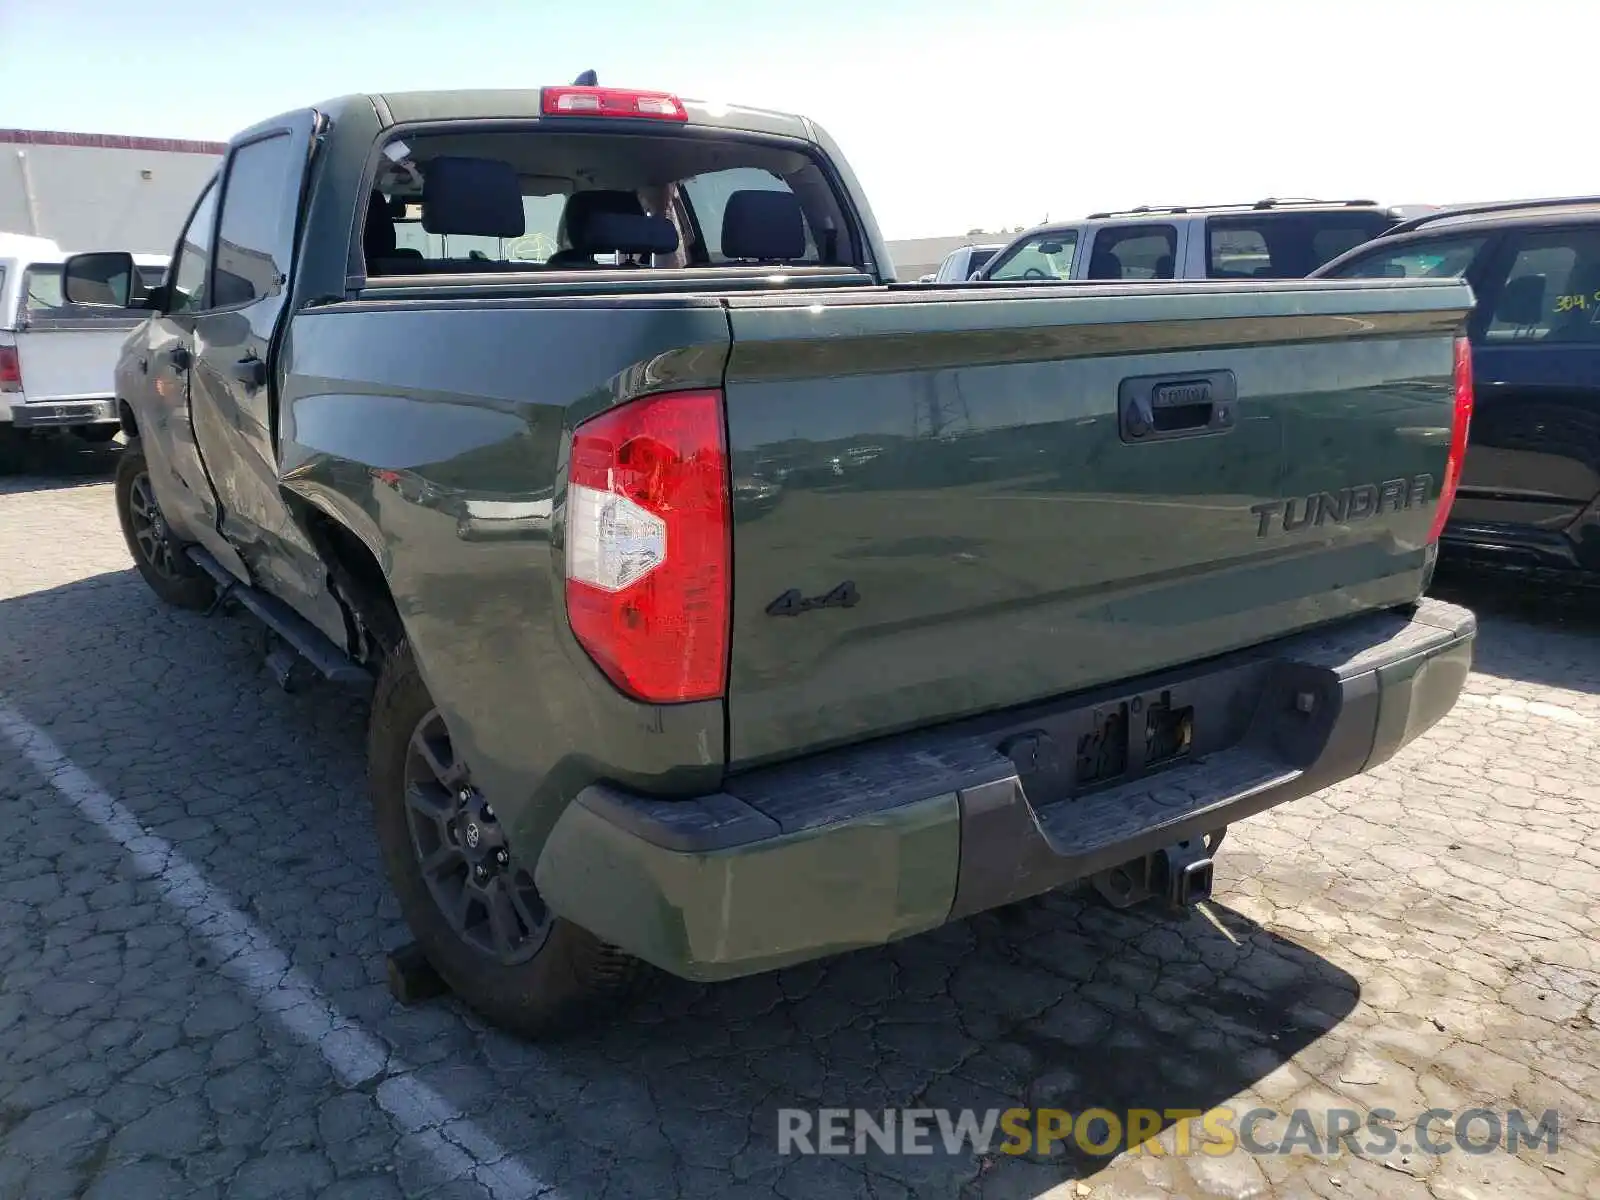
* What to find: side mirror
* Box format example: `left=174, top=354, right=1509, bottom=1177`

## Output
left=62, top=252, right=139, bottom=308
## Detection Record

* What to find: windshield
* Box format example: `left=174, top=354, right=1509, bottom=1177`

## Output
left=1206, top=212, right=1396, bottom=279
left=1320, top=236, right=1486, bottom=280
left=985, top=231, right=1078, bottom=281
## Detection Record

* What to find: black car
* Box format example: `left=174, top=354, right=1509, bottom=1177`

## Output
left=1316, top=198, right=1600, bottom=580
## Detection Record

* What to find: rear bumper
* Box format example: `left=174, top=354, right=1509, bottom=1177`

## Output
left=6, top=398, right=118, bottom=429
left=1442, top=514, right=1600, bottom=578
left=535, top=598, right=1476, bottom=982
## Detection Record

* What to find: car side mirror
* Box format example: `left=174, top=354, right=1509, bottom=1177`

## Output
left=62, top=251, right=139, bottom=308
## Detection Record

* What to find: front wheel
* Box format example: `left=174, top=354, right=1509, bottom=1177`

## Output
left=114, top=441, right=214, bottom=609
left=368, top=642, right=641, bottom=1038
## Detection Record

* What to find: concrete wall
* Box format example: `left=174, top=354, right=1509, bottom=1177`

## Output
left=0, top=131, right=224, bottom=255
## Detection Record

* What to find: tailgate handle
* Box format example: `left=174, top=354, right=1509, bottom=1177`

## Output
left=1119, top=371, right=1237, bottom=443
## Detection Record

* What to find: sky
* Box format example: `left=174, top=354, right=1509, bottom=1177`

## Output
left=2, top=0, right=1596, bottom=240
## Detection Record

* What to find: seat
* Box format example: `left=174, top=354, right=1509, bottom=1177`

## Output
left=720, top=190, right=807, bottom=262
left=1087, top=244, right=1123, bottom=280
left=546, top=191, right=648, bottom=268
left=575, top=211, right=679, bottom=261
left=420, top=156, right=526, bottom=239
left=1153, top=253, right=1175, bottom=279
left=363, top=191, right=404, bottom=273
left=1493, top=274, right=1547, bottom=337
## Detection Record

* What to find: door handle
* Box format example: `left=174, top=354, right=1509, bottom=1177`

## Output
left=1119, top=371, right=1237, bottom=443
left=229, top=357, right=268, bottom=389
left=167, top=345, right=193, bottom=372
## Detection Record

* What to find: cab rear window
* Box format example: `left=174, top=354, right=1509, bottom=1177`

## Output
left=363, top=129, right=852, bottom=277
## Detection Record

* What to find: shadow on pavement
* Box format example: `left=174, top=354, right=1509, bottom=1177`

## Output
left=0, top=568, right=1363, bottom=1197
left=1429, top=560, right=1600, bottom=695
left=0, top=432, right=123, bottom=495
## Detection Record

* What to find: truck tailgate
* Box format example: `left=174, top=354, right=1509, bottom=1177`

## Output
left=14, top=320, right=140, bottom=404
left=721, top=279, right=1473, bottom=767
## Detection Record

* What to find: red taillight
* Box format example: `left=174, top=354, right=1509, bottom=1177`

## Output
left=1427, top=336, right=1474, bottom=543
left=0, top=346, right=20, bottom=393
left=565, top=389, right=730, bottom=703
left=541, top=86, right=688, bottom=122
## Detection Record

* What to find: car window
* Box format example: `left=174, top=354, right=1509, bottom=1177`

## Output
left=1321, top=236, right=1486, bottom=280
left=366, top=133, right=846, bottom=273
left=1088, top=226, right=1177, bottom=280
left=1485, top=228, right=1600, bottom=344
left=212, top=134, right=300, bottom=307
left=986, top=232, right=1078, bottom=281
left=682, top=167, right=819, bottom=263
left=169, top=181, right=219, bottom=314
left=1208, top=212, right=1396, bottom=279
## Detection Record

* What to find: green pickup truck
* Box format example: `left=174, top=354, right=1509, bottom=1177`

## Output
left=66, top=82, right=1478, bottom=1038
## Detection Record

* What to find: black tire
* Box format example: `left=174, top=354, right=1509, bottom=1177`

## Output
left=368, top=642, right=641, bottom=1038
left=78, top=425, right=120, bottom=444
left=115, top=441, right=215, bottom=610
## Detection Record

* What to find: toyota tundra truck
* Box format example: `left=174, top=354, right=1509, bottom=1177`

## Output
left=63, top=81, right=1478, bottom=1038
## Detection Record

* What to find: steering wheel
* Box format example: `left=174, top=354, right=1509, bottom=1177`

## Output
left=1021, top=267, right=1048, bottom=279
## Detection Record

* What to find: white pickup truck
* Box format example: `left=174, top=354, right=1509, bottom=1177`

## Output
left=1, top=232, right=168, bottom=455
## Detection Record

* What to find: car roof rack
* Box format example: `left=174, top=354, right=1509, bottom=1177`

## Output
left=1380, top=195, right=1600, bottom=238
left=1084, top=198, right=1380, bottom=219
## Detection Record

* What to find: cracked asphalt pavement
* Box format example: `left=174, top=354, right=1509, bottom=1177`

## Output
left=1, top=441, right=1596, bottom=1199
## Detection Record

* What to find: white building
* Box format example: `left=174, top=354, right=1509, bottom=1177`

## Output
left=0, top=129, right=224, bottom=255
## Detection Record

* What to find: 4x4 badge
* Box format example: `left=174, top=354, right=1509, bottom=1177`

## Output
left=767, top=581, right=860, bottom=617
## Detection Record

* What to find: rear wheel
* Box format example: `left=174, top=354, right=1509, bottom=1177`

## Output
left=368, top=642, right=641, bottom=1038
left=114, top=441, right=214, bottom=609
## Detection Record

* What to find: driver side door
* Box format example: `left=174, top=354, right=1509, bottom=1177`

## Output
left=128, top=178, right=251, bottom=583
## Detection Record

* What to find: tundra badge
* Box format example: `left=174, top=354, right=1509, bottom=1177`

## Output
left=1251, top=475, right=1435, bottom=538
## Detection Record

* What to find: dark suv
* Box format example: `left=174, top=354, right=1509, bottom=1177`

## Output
left=1316, top=198, right=1600, bottom=580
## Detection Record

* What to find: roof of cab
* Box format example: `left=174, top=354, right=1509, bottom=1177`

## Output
left=325, top=88, right=815, bottom=141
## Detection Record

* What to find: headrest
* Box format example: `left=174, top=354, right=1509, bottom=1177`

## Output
left=421, top=157, right=525, bottom=238
left=562, top=190, right=645, bottom=244
left=1496, top=274, right=1546, bottom=327
left=721, top=190, right=806, bottom=261
left=573, top=211, right=680, bottom=257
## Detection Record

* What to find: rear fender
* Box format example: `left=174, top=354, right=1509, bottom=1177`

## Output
left=275, top=300, right=734, bottom=865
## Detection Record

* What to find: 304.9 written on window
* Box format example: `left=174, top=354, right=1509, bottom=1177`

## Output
left=1487, top=230, right=1600, bottom=343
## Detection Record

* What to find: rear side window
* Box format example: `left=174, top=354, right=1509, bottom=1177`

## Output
left=986, top=232, right=1077, bottom=281
left=1088, top=226, right=1176, bottom=280
left=364, top=131, right=851, bottom=277
left=1485, top=228, right=1600, bottom=344
left=212, top=133, right=301, bottom=307
left=1207, top=212, right=1395, bottom=278
left=1322, top=236, right=1486, bottom=280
